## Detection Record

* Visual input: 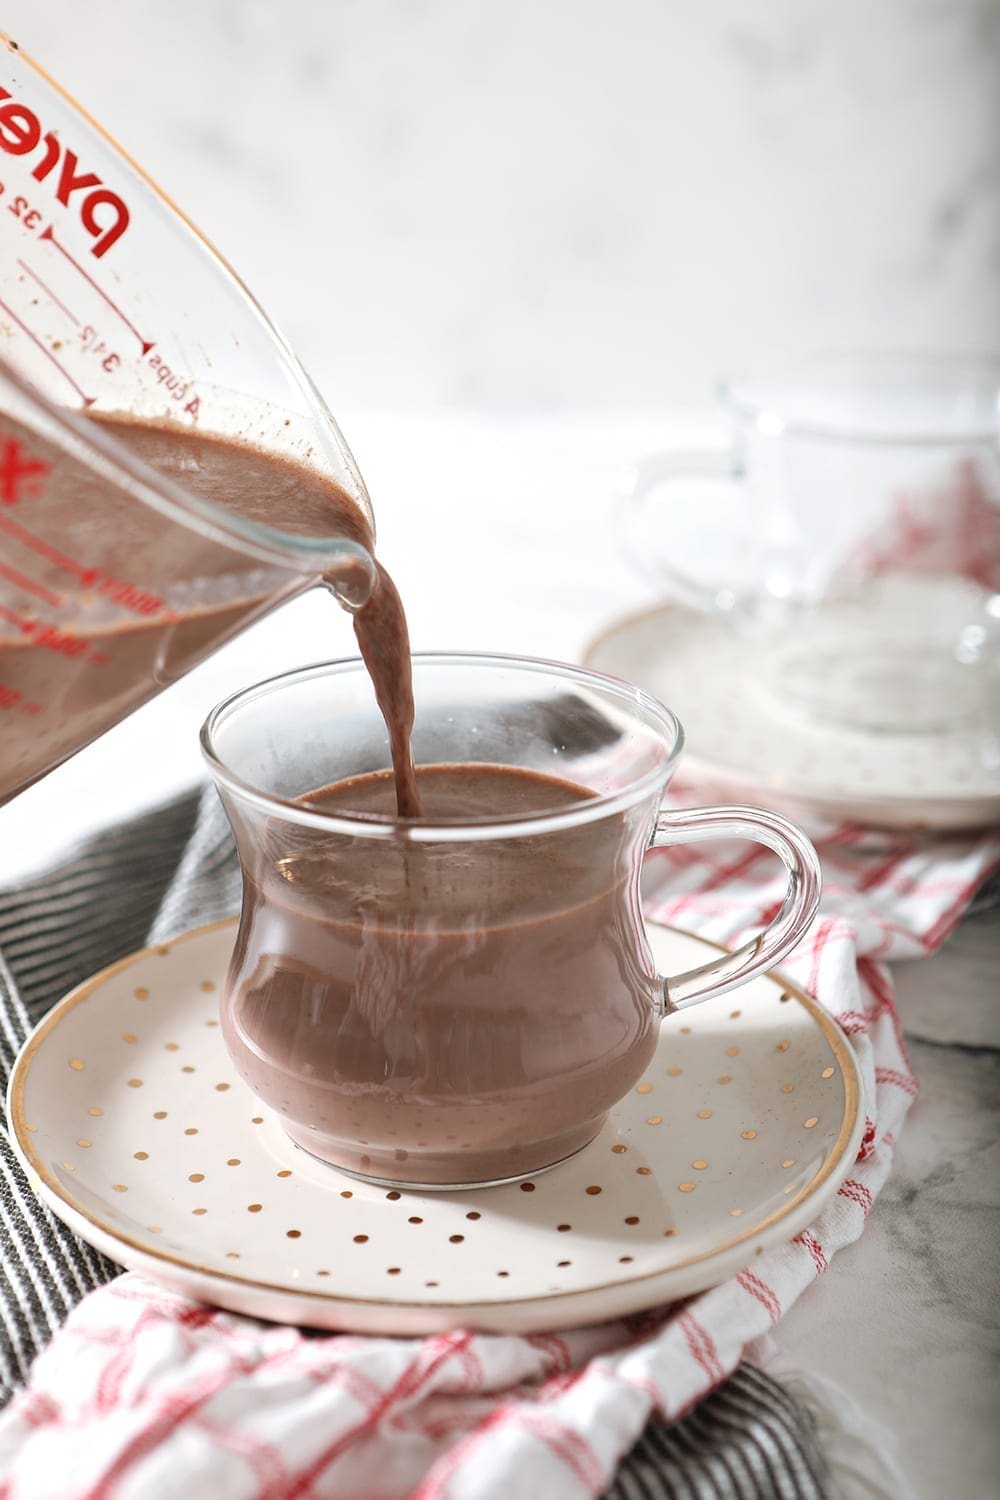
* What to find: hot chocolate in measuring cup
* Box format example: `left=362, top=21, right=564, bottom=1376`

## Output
left=0, top=36, right=420, bottom=806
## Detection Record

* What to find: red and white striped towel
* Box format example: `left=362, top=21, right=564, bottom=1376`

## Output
left=1, top=811, right=997, bottom=1500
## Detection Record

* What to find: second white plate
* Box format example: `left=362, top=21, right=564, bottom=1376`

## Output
left=584, top=602, right=1000, bottom=831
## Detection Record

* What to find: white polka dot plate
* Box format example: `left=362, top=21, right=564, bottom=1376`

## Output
left=7, top=918, right=863, bottom=1334
left=583, top=603, right=1000, bottom=831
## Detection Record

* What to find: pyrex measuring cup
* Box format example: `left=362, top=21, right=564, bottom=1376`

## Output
left=0, top=34, right=376, bottom=804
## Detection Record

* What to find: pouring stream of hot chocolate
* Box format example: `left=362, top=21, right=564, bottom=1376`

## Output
left=340, top=560, right=422, bottom=820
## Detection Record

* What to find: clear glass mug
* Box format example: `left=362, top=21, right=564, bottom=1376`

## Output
left=0, top=38, right=375, bottom=804
left=202, top=654, right=821, bottom=1190
left=622, top=354, right=1000, bottom=735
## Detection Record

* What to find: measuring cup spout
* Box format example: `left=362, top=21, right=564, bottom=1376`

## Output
left=323, top=543, right=379, bottom=612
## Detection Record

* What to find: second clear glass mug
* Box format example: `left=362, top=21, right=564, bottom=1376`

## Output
left=622, top=353, right=1000, bottom=735
left=202, top=654, right=822, bottom=1190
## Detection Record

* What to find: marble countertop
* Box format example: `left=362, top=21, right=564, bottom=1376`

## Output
left=5, top=0, right=997, bottom=408
left=0, top=411, right=996, bottom=1498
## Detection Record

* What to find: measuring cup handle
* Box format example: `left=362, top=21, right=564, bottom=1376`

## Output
left=646, top=805, right=822, bottom=1013
left=619, top=447, right=747, bottom=611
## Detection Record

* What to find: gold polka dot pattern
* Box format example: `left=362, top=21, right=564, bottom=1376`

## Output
left=13, top=919, right=857, bottom=1326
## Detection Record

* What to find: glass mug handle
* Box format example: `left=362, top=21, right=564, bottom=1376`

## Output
left=620, top=448, right=747, bottom=613
left=646, top=804, right=822, bottom=1013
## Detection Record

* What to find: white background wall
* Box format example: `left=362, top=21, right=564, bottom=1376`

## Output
left=4, top=0, right=998, bottom=410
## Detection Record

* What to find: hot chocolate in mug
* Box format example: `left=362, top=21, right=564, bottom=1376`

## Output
left=622, top=354, right=1000, bottom=735
left=202, top=654, right=822, bottom=1189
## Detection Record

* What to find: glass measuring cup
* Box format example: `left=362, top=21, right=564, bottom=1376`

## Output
left=0, top=35, right=377, bottom=803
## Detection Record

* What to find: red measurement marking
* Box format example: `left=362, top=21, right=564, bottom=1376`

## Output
left=0, top=603, right=36, bottom=633
left=0, top=295, right=95, bottom=406
left=40, top=225, right=153, bottom=355
left=97, top=576, right=165, bottom=615
left=0, top=513, right=97, bottom=583
left=16, top=257, right=81, bottom=326
left=0, top=521, right=164, bottom=617
left=0, top=604, right=101, bottom=662
left=0, top=558, right=64, bottom=608
left=0, top=439, right=50, bottom=507
left=0, top=681, right=45, bottom=714
left=0, top=518, right=165, bottom=617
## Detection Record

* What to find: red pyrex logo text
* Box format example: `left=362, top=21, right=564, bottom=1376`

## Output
left=0, top=87, right=129, bottom=257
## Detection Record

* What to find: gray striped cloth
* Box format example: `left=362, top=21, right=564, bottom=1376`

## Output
left=0, top=788, right=832, bottom=1499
